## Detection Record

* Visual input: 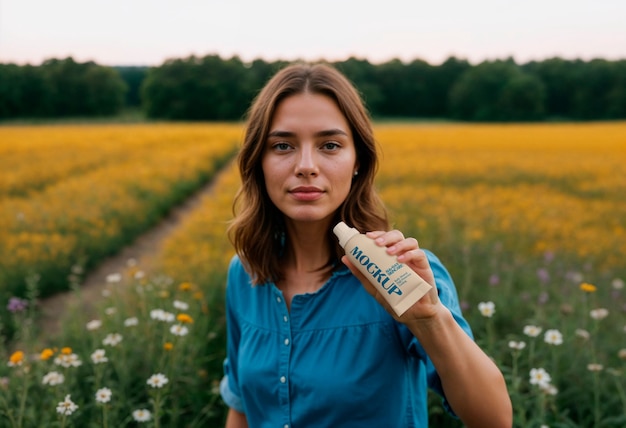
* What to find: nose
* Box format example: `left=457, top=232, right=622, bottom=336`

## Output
left=295, top=146, right=319, bottom=177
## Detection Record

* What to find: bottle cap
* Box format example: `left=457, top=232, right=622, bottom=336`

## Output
left=333, top=222, right=359, bottom=248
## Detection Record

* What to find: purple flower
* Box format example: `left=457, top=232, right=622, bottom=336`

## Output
left=537, top=268, right=550, bottom=284
left=543, top=251, right=555, bottom=264
left=7, top=297, right=28, bottom=313
left=489, top=274, right=500, bottom=286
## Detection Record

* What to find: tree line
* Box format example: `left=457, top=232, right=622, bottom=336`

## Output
left=1, top=55, right=625, bottom=121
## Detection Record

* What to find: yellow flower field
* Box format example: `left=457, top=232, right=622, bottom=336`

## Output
left=0, top=123, right=243, bottom=297
left=150, top=121, right=626, bottom=427
left=2, top=121, right=625, bottom=427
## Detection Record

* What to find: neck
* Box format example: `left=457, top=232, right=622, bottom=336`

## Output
left=283, top=220, right=333, bottom=273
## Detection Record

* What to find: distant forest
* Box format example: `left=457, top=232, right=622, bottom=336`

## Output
left=1, top=55, right=625, bottom=121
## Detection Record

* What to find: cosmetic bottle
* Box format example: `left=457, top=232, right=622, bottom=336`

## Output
left=333, top=221, right=432, bottom=316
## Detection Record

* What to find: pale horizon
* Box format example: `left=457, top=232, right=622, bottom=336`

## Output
left=1, top=0, right=625, bottom=67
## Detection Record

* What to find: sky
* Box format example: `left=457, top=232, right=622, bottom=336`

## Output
left=1, top=0, right=625, bottom=67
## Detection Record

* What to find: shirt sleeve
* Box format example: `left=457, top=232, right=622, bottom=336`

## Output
left=403, top=250, right=473, bottom=416
left=219, top=256, right=245, bottom=413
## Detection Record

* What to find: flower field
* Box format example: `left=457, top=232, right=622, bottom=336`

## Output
left=2, top=122, right=626, bottom=427
left=0, top=123, right=241, bottom=299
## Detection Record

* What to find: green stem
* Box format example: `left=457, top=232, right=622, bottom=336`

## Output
left=17, top=372, right=29, bottom=428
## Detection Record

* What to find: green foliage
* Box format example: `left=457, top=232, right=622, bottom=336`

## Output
left=0, top=58, right=127, bottom=119
left=3, top=55, right=626, bottom=121
left=449, top=60, right=547, bottom=121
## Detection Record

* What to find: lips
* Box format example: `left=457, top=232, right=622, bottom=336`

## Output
left=289, top=186, right=324, bottom=201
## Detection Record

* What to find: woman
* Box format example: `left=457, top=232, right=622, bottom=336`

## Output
left=220, top=63, right=512, bottom=428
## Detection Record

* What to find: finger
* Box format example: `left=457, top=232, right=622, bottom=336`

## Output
left=386, top=237, right=419, bottom=256
left=367, top=229, right=405, bottom=247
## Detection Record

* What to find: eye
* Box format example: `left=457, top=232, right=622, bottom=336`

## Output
left=271, top=141, right=292, bottom=152
left=321, top=141, right=341, bottom=151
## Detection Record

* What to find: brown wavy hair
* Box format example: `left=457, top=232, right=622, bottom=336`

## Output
left=228, top=62, right=388, bottom=285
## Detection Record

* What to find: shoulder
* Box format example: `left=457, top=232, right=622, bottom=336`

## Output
left=226, top=255, right=255, bottom=296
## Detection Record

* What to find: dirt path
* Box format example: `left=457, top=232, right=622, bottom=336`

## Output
left=36, top=171, right=224, bottom=339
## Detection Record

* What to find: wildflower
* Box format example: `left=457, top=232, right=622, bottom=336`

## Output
left=61, top=347, right=72, bottom=355
left=39, top=348, right=54, bottom=360
left=508, top=341, right=526, bottom=350
left=42, top=371, right=65, bottom=386
left=173, top=300, right=189, bottom=311
left=544, top=329, right=563, bottom=345
left=523, top=325, right=542, bottom=337
left=102, top=289, right=111, bottom=297
left=488, top=274, right=500, bottom=286
left=575, top=329, right=590, bottom=340
left=477, top=301, right=495, bottom=317
left=618, top=349, right=626, bottom=360
left=193, top=291, right=204, bottom=300
left=106, top=273, right=122, bottom=283
left=179, top=282, right=193, bottom=291
left=537, top=268, right=550, bottom=284
left=86, top=320, right=102, bottom=331
left=54, top=352, right=82, bottom=368
left=91, top=349, right=108, bottom=364
left=95, top=387, right=112, bottom=403
left=124, top=317, right=139, bottom=327
left=590, top=308, right=609, bottom=320
left=8, top=351, right=24, bottom=367
left=612, top=278, right=624, bottom=290
left=147, top=373, right=169, bottom=388
left=587, top=363, right=603, bottom=372
left=56, top=394, right=79, bottom=416
left=164, top=342, right=174, bottom=351
left=170, top=324, right=189, bottom=336
left=132, top=409, right=152, bottom=422
left=580, top=282, right=597, bottom=293
left=567, top=271, right=584, bottom=283
left=530, top=368, right=552, bottom=388
left=7, top=297, right=28, bottom=313
left=134, top=270, right=145, bottom=279
left=105, top=307, right=116, bottom=315
left=177, top=313, right=193, bottom=324
left=540, top=383, right=558, bottom=396
left=150, top=309, right=175, bottom=322
left=103, top=333, right=123, bottom=347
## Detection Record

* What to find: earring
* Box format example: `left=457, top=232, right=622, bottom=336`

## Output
left=353, top=170, right=359, bottom=176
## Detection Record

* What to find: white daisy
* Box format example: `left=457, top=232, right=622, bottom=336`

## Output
left=132, top=409, right=152, bottom=422
left=56, top=394, right=79, bottom=416
left=95, top=387, right=112, bottom=403
left=146, top=373, right=169, bottom=388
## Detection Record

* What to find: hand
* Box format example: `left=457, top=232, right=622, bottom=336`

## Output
left=341, top=229, right=444, bottom=324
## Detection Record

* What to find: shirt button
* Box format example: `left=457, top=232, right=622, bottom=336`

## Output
left=283, top=315, right=288, bottom=322
left=276, top=297, right=282, bottom=303
left=284, top=338, right=290, bottom=346
left=284, top=425, right=289, bottom=428
left=280, top=376, right=286, bottom=383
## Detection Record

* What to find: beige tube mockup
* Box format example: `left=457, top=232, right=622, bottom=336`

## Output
left=333, top=222, right=432, bottom=316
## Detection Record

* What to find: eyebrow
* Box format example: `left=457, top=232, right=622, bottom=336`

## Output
left=267, top=128, right=349, bottom=139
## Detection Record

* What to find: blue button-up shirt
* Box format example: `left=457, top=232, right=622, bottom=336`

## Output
left=220, top=250, right=472, bottom=428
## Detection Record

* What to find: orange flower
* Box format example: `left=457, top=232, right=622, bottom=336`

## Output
left=61, top=347, right=72, bottom=355
left=580, top=283, right=597, bottom=293
left=164, top=342, right=174, bottom=351
left=177, top=313, right=194, bottom=324
left=179, top=282, right=193, bottom=292
left=40, top=348, right=55, bottom=360
left=9, top=351, right=24, bottom=366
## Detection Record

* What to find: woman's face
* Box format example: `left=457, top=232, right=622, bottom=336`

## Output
left=262, top=92, right=358, bottom=225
